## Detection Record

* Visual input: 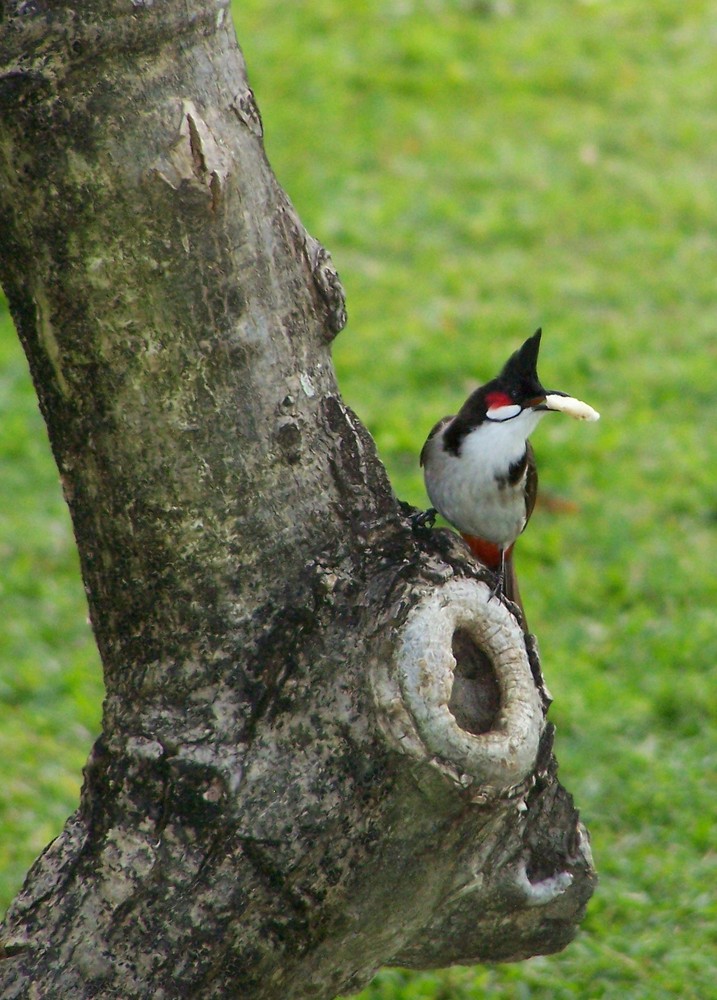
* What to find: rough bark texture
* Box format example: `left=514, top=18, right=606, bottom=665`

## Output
left=0, top=3, right=596, bottom=998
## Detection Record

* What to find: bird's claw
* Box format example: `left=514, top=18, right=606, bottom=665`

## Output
left=488, top=573, right=504, bottom=603
left=411, top=507, right=438, bottom=532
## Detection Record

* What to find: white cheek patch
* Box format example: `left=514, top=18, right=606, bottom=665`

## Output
left=544, top=394, right=600, bottom=422
left=486, top=403, right=523, bottom=422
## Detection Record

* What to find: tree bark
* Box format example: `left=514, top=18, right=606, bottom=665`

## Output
left=0, top=3, right=596, bottom=998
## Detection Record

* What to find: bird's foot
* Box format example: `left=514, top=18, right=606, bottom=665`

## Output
left=411, top=506, right=438, bottom=532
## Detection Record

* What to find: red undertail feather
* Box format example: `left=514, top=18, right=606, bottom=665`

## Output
left=460, top=534, right=527, bottom=632
left=460, top=534, right=512, bottom=570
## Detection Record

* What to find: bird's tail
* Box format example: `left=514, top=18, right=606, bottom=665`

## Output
left=502, top=551, right=528, bottom=633
left=461, top=534, right=528, bottom=633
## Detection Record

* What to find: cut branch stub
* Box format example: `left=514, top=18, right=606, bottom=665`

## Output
left=374, top=578, right=544, bottom=796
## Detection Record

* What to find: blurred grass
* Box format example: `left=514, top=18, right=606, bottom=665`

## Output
left=0, top=319, right=103, bottom=906
left=2, top=0, right=716, bottom=996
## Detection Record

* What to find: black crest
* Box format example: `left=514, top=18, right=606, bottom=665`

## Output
left=497, top=328, right=545, bottom=400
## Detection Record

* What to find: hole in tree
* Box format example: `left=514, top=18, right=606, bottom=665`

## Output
left=449, top=627, right=501, bottom=735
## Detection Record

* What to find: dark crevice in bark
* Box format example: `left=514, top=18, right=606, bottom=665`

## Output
left=449, top=627, right=502, bottom=735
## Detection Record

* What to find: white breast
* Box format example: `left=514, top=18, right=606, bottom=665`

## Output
left=422, top=409, right=544, bottom=546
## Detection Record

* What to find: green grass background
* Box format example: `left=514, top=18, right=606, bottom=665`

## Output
left=1, top=0, right=716, bottom=996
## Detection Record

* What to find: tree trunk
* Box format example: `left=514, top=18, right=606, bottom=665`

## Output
left=0, top=3, right=596, bottom=998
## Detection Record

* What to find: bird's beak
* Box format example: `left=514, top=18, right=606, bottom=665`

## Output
left=540, top=391, right=600, bottom=422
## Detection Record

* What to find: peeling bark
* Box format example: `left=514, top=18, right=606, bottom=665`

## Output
left=0, top=2, right=596, bottom=998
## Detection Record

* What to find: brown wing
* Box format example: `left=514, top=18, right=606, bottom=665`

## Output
left=523, top=441, right=539, bottom=527
left=419, top=415, right=453, bottom=466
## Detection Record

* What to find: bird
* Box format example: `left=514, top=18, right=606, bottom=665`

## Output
left=418, top=328, right=599, bottom=626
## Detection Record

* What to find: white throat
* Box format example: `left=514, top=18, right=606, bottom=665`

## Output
left=469, top=407, right=545, bottom=474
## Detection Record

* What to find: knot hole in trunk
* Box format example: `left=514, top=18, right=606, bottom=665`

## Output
left=449, top=627, right=501, bottom=735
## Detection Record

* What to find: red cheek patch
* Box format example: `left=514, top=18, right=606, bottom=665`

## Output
left=485, top=391, right=513, bottom=409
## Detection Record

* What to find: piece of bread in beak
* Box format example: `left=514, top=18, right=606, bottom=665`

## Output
left=544, top=393, right=600, bottom=422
